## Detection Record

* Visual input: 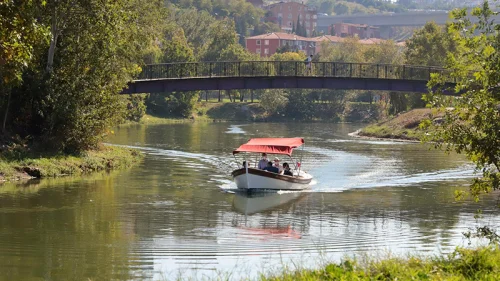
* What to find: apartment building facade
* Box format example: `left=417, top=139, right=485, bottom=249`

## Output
left=329, top=23, right=380, bottom=39
left=245, top=33, right=315, bottom=57
left=265, top=1, right=317, bottom=36
left=246, top=32, right=404, bottom=57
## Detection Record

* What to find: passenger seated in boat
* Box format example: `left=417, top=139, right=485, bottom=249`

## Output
left=258, top=153, right=268, bottom=169
left=282, top=162, right=293, bottom=176
left=263, top=161, right=279, bottom=173
left=242, top=161, right=247, bottom=168
left=273, top=157, right=283, bottom=173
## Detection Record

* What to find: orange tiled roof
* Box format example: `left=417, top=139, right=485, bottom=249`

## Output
left=311, top=35, right=344, bottom=43
left=246, top=32, right=308, bottom=41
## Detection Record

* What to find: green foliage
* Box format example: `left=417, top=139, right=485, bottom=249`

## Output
left=200, top=18, right=239, bottom=61
left=270, top=52, right=306, bottom=61
left=162, top=29, right=195, bottom=62
left=405, top=22, right=456, bottom=67
left=167, top=0, right=262, bottom=43
left=260, top=90, right=288, bottom=116
left=0, top=0, right=47, bottom=85
left=334, top=2, right=349, bottom=15
left=146, top=92, right=198, bottom=118
left=0, top=146, right=143, bottom=179
left=284, top=90, right=315, bottom=120
left=262, top=247, right=500, bottom=281
left=1, top=0, right=166, bottom=153
left=219, top=44, right=259, bottom=61
left=359, top=108, right=439, bottom=140
left=425, top=2, right=500, bottom=205
left=125, top=95, right=146, bottom=122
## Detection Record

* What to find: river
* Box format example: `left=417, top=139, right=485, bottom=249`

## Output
left=0, top=122, right=498, bottom=280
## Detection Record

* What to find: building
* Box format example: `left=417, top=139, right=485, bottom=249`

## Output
left=329, top=23, right=380, bottom=39
left=311, top=35, right=344, bottom=54
left=246, top=32, right=406, bottom=57
left=265, top=1, right=317, bottom=36
left=245, top=32, right=314, bottom=57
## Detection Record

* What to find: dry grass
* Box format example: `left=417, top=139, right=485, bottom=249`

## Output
left=358, top=108, right=443, bottom=141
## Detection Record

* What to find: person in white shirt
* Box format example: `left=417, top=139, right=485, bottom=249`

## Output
left=273, top=157, right=283, bottom=174
left=258, top=153, right=268, bottom=169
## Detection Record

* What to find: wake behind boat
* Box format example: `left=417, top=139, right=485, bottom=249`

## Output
left=231, top=138, right=313, bottom=191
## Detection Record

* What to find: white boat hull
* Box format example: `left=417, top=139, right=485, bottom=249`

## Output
left=232, top=168, right=312, bottom=191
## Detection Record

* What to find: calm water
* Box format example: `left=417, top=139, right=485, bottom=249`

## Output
left=1, top=122, right=499, bottom=280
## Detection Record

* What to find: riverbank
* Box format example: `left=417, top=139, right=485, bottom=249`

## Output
left=263, top=247, right=500, bottom=280
left=0, top=145, right=143, bottom=182
left=357, top=108, right=441, bottom=141
left=130, top=101, right=383, bottom=124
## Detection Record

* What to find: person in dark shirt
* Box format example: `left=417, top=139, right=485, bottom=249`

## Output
left=263, top=161, right=279, bottom=174
left=282, top=162, right=293, bottom=176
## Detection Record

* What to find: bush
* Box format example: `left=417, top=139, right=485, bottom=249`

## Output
left=125, top=95, right=146, bottom=122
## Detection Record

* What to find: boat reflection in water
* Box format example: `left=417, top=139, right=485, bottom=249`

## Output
left=232, top=191, right=309, bottom=239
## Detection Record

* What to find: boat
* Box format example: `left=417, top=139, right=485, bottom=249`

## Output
left=231, top=138, right=313, bottom=191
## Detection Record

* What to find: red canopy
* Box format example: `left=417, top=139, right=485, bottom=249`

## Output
left=233, top=138, right=304, bottom=156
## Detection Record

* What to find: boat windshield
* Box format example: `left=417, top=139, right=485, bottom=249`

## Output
left=233, top=138, right=304, bottom=156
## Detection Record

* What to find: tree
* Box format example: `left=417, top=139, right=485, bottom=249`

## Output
left=402, top=22, right=456, bottom=110
left=260, top=90, right=288, bottom=116
left=148, top=26, right=198, bottom=118
left=333, top=3, right=349, bottom=15
left=405, top=22, right=456, bottom=67
left=162, top=29, right=195, bottom=62
left=295, top=15, right=302, bottom=35
left=270, top=52, right=306, bottom=61
left=425, top=2, right=500, bottom=228
left=219, top=44, right=259, bottom=61
left=0, top=0, right=47, bottom=132
left=285, top=90, right=315, bottom=120
left=1, top=0, right=166, bottom=152
left=200, top=18, right=239, bottom=61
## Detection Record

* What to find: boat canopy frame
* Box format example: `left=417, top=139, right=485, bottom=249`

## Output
left=232, top=138, right=304, bottom=156
left=232, top=138, right=304, bottom=171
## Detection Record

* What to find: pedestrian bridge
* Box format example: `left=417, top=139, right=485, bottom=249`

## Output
left=122, top=61, right=455, bottom=94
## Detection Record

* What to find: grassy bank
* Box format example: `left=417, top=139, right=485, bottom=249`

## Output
left=263, top=247, right=500, bottom=281
left=132, top=101, right=383, bottom=125
left=358, top=108, right=441, bottom=141
left=0, top=145, right=143, bottom=182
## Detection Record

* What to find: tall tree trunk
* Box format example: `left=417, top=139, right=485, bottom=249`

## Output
left=251, top=91, right=254, bottom=103
left=218, top=90, right=221, bottom=102
left=46, top=8, right=59, bottom=74
left=2, top=91, right=11, bottom=133
left=227, top=91, right=232, bottom=102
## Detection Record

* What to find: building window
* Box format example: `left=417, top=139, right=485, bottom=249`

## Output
left=264, top=40, right=269, bottom=45
left=256, top=48, right=261, bottom=54
left=306, top=14, right=310, bottom=19
left=256, top=40, right=261, bottom=45
left=278, top=13, right=282, bottom=18
left=264, top=48, right=269, bottom=54
left=288, top=5, right=291, bottom=11
left=298, top=6, right=302, bottom=11
left=288, top=13, right=292, bottom=19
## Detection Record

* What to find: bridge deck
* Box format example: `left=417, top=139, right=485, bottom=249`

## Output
left=123, top=61, right=454, bottom=94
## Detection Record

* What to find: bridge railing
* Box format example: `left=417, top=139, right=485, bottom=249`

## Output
left=137, top=61, right=448, bottom=81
